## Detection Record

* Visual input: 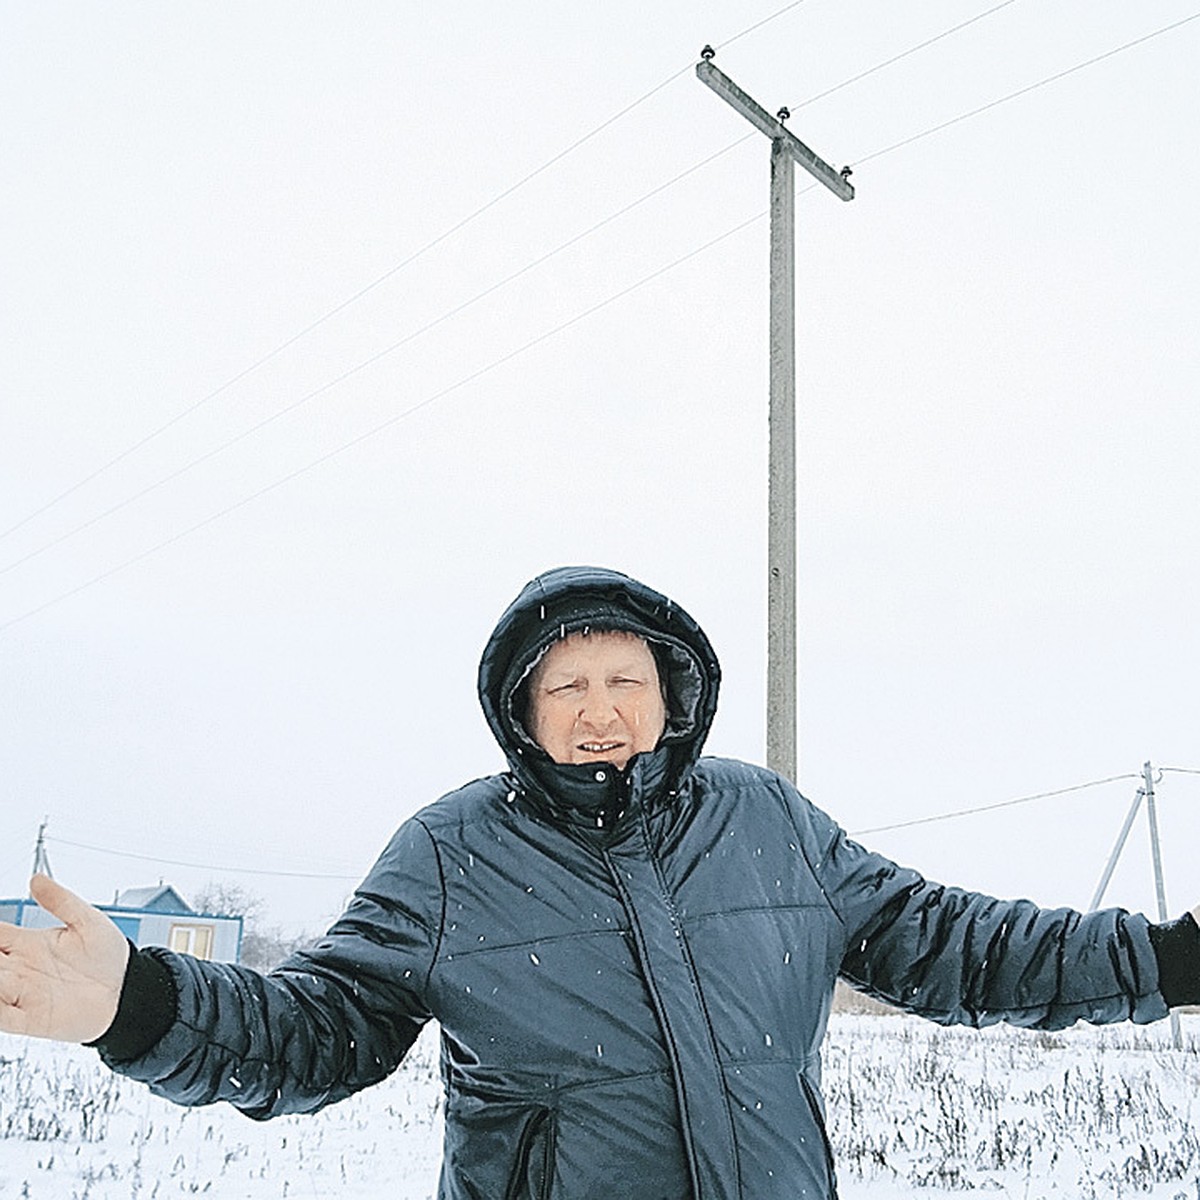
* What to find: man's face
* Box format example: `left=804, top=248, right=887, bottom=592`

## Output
left=527, top=631, right=666, bottom=771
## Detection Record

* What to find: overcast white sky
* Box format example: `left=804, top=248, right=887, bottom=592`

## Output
left=2, top=2, right=1197, bottom=935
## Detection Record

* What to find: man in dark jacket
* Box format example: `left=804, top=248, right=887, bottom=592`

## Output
left=3, top=565, right=1199, bottom=1200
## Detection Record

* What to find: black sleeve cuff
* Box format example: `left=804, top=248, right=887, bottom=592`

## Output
left=1147, top=912, right=1200, bottom=1008
left=85, top=941, right=179, bottom=1062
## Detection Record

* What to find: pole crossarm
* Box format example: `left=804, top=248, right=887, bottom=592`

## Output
left=696, top=60, right=854, bottom=201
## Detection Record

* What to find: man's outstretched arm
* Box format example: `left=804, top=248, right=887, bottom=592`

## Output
left=782, top=783, right=1200, bottom=1027
left=1, top=817, right=443, bottom=1120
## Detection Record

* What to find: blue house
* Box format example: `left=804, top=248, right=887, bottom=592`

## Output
left=0, top=883, right=243, bottom=963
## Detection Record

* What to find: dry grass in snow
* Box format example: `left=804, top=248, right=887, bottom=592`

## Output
left=2, top=1015, right=1198, bottom=1198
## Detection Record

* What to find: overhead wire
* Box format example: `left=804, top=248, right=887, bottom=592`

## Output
left=717, top=0, right=809, bottom=52
left=850, top=773, right=1142, bottom=837
left=789, top=0, right=1021, bottom=110
left=7, top=14, right=1191, bottom=903
left=0, top=846, right=37, bottom=889
left=851, top=11, right=1200, bottom=168
left=0, top=209, right=768, bottom=634
left=0, top=3, right=806, bottom=548
left=39, top=761, right=1189, bottom=879
left=0, top=133, right=757, bottom=582
left=45, top=835, right=361, bottom=881
left=4, top=10, right=1196, bottom=629
left=0, top=1, right=1053, bottom=581
left=0, top=79, right=673, bottom=542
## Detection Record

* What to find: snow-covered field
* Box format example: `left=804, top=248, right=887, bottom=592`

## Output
left=2, top=1015, right=1197, bottom=1199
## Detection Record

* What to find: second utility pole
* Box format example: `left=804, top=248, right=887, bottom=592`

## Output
left=1089, top=762, right=1182, bottom=1049
left=696, top=49, right=854, bottom=783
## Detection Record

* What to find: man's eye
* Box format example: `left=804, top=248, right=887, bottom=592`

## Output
left=549, top=682, right=582, bottom=695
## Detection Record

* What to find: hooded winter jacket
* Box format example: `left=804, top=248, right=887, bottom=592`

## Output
left=100, top=566, right=1177, bottom=1200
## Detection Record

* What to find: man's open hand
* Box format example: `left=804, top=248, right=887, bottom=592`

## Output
left=0, top=875, right=129, bottom=1043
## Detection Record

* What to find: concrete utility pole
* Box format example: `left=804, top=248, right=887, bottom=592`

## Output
left=696, top=50, right=853, bottom=783
left=1089, top=763, right=1181, bottom=1049
left=32, top=817, right=53, bottom=880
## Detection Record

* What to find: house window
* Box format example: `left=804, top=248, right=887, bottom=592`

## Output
left=169, top=923, right=215, bottom=959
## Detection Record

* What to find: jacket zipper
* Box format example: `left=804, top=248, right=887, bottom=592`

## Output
left=504, top=1106, right=553, bottom=1200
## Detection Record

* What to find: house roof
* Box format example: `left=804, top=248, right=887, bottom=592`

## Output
left=111, top=884, right=194, bottom=914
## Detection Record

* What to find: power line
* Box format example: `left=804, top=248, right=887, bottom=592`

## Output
left=0, top=134, right=756, bottom=582
left=0, top=79, right=682, bottom=544
left=32, top=765, right=1199, bottom=878
left=852, top=11, right=1200, bottom=167
left=0, top=4, right=1018, bottom=571
left=0, top=210, right=767, bottom=634
left=791, top=0, right=1022, bottom=110
left=718, top=0, right=809, bottom=52
left=45, top=835, right=361, bottom=881
left=0, top=4, right=1080, bottom=580
left=850, top=772, right=1141, bottom=837
left=6, top=13, right=1197, bottom=622
left=0, top=846, right=37, bottom=889
left=0, top=5, right=804, bottom=548
left=0, top=5, right=1067, bottom=579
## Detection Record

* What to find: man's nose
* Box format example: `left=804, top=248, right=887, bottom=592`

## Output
left=579, top=690, right=618, bottom=727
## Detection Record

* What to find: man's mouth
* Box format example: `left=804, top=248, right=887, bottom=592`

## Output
left=578, top=741, right=623, bottom=754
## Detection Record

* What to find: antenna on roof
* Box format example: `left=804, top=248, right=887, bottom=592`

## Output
left=32, top=817, right=53, bottom=881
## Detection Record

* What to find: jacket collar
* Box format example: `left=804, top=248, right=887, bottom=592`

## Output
left=510, top=744, right=674, bottom=832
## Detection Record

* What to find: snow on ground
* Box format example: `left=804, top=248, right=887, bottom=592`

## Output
left=824, top=1016, right=1200, bottom=1199
left=2, top=1014, right=1198, bottom=1199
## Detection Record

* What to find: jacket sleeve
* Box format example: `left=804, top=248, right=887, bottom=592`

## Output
left=785, top=786, right=1170, bottom=1030
left=97, top=817, right=443, bottom=1118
